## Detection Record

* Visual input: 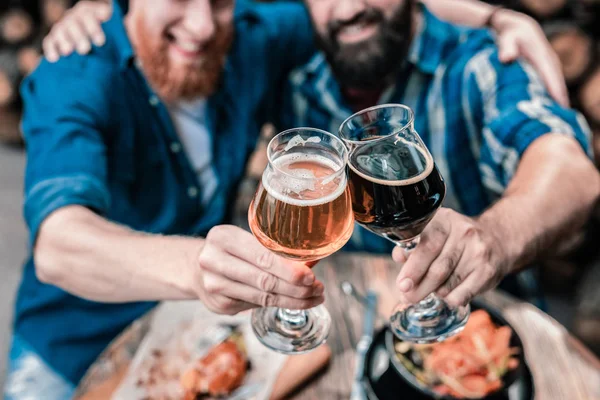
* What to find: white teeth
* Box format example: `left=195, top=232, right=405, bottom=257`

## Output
left=177, top=41, right=200, bottom=52
left=340, top=22, right=367, bottom=37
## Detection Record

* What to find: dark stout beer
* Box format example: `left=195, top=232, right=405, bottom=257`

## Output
left=347, top=139, right=445, bottom=242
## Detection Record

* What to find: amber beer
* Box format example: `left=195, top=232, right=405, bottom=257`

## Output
left=347, top=139, right=445, bottom=242
left=249, top=153, right=354, bottom=263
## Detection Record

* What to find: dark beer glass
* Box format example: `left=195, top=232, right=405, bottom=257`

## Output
left=339, top=104, right=469, bottom=343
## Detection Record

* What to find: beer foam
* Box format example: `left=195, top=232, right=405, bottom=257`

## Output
left=284, top=135, right=322, bottom=152
left=348, top=139, right=434, bottom=186
left=263, top=153, right=347, bottom=206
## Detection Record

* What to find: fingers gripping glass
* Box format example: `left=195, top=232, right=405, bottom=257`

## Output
left=339, top=104, right=470, bottom=343
left=248, top=128, right=354, bottom=354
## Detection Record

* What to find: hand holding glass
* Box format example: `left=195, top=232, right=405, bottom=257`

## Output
left=248, top=128, right=354, bottom=354
left=339, top=104, right=470, bottom=343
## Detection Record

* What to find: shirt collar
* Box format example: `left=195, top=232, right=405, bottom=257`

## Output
left=104, top=0, right=134, bottom=70
left=407, top=3, right=466, bottom=75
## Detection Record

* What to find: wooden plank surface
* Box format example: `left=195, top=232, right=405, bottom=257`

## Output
left=74, top=253, right=600, bottom=400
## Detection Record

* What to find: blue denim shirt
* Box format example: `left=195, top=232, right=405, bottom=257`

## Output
left=15, top=0, right=313, bottom=384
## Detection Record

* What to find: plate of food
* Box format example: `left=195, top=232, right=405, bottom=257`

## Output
left=110, top=301, right=288, bottom=400
left=363, top=300, right=534, bottom=400
left=180, top=328, right=251, bottom=399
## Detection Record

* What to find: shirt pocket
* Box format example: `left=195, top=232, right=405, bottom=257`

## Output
left=108, top=151, right=136, bottom=183
left=105, top=122, right=137, bottom=183
left=107, top=136, right=166, bottom=184
left=106, top=144, right=168, bottom=228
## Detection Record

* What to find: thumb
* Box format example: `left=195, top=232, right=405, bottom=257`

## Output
left=96, top=4, right=113, bottom=21
left=392, top=245, right=409, bottom=263
left=497, top=33, right=519, bottom=63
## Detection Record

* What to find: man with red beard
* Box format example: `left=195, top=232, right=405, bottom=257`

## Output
left=6, top=0, right=324, bottom=398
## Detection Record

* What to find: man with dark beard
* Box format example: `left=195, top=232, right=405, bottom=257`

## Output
left=280, top=0, right=599, bottom=309
left=5, top=0, right=325, bottom=398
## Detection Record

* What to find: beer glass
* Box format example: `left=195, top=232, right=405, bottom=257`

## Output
left=339, top=104, right=470, bottom=343
left=248, top=128, right=354, bottom=354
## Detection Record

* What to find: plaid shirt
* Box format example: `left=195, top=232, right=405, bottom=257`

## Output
left=277, top=4, right=592, bottom=254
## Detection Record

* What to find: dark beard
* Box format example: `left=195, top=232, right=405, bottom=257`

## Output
left=315, top=1, right=413, bottom=89
left=132, top=14, right=234, bottom=102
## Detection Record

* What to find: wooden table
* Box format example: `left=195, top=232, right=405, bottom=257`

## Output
left=74, top=254, right=600, bottom=400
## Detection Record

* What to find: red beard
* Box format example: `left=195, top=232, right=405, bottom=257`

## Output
left=132, top=15, right=234, bottom=102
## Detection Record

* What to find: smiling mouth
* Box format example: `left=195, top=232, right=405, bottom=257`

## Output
left=166, top=32, right=205, bottom=59
left=175, top=41, right=202, bottom=53
left=336, top=21, right=379, bottom=44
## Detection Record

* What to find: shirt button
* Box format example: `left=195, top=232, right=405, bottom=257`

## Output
left=149, top=95, right=159, bottom=107
left=187, top=186, right=199, bottom=198
left=170, top=142, right=182, bottom=153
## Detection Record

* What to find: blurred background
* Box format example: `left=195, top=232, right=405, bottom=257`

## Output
left=0, top=0, right=599, bottom=387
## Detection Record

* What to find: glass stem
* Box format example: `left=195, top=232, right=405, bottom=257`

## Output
left=416, top=293, right=439, bottom=309
left=396, top=235, right=421, bottom=253
left=277, top=308, right=308, bottom=329
left=396, top=236, right=446, bottom=314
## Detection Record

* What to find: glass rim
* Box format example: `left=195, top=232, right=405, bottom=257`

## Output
left=267, top=127, right=349, bottom=183
left=338, top=103, right=415, bottom=145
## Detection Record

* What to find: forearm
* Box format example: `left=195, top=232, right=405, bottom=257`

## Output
left=478, top=134, right=600, bottom=272
left=422, top=0, right=493, bottom=27
left=34, top=205, right=202, bottom=302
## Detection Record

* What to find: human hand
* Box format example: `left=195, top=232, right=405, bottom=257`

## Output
left=491, top=8, right=569, bottom=107
left=392, top=208, right=511, bottom=308
left=196, top=225, right=325, bottom=315
left=43, top=1, right=111, bottom=62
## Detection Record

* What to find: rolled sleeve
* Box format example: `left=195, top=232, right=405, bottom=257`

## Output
left=21, top=60, right=111, bottom=246
left=24, top=175, right=110, bottom=246
left=468, top=48, right=592, bottom=189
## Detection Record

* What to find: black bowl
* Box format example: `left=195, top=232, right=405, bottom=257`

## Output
left=362, top=299, right=534, bottom=400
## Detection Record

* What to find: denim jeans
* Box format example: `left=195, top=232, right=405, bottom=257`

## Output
left=4, top=335, right=75, bottom=400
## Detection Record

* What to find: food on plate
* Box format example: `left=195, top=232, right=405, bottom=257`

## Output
left=181, top=332, right=248, bottom=399
left=394, top=310, right=520, bottom=399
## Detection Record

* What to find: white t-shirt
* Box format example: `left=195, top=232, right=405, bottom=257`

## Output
left=168, top=99, right=218, bottom=206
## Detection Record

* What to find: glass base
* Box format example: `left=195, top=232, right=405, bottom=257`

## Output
left=390, top=294, right=470, bottom=343
left=251, top=305, right=331, bottom=354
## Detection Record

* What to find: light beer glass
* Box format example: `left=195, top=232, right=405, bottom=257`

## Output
left=248, top=128, right=354, bottom=354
